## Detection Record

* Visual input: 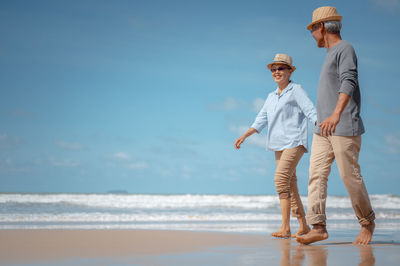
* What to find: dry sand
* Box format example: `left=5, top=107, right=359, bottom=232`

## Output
left=0, top=229, right=265, bottom=263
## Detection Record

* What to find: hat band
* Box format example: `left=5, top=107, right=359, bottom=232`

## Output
left=307, top=15, right=342, bottom=30
left=272, top=60, right=291, bottom=65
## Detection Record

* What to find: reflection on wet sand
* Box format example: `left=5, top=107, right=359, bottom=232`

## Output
left=358, top=245, right=376, bottom=266
left=276, top=239, right=375, bottom=266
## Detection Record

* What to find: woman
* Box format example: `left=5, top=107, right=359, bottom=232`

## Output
left=234, top=54, right=317, bottom=238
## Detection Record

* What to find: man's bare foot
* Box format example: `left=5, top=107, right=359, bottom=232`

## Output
left=291, top=225, right=311, bottom=238
left=296, top=224, right=328, bottom=245
left=353, top=221, right=375, bottom=245
left=271, top=229, right=291, bottom=238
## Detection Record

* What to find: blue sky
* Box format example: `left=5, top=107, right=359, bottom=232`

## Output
left=0, top=0, right=399, bottom=195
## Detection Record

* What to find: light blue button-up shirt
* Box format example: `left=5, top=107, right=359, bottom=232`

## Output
left=251, top=82, right=317, bottom=152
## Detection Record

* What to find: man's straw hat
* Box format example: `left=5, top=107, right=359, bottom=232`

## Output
left=267, top=54, right=296, bottom=71
left=307, top=6, right=342, bottom=30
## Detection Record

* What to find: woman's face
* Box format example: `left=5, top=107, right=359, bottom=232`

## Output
left=270, top=64, right=293, bottom=85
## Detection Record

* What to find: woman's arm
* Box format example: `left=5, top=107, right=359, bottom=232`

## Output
left=234, top=127, right=258, bottom=149
left=234, top=96, right=269, bottom=149
left=295, top=85, right=317, bottom=124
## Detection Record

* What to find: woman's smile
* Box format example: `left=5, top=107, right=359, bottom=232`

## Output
left=270, top=64, right=293, bottom=89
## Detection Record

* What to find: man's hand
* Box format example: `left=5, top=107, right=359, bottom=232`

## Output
left=318, top=93, right=350, bottom=136
left=318, top=113, right=340, bottom=136
left=234, top=137, right=246, bottom=149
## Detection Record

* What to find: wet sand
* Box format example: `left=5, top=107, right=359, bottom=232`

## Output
left=0, top=229, right=399, bottom=265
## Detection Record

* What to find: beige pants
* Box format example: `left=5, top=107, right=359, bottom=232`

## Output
left=306, top=134, right=375, bottom=225
left=274, top=145, right=306, bottom=218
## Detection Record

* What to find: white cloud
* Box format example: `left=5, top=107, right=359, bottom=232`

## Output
left=182, top=165, right=195, bottom=172
left=49, top=157, right=80, bottom=167
left=108, top=152, right=149, bottom=170
left=126, top=162, right=149, bottom=169
left=252, top=98, right=265, bottom=112
left=111, top=152, right=131, bottom=160
left=372, top=0, right=400, bottom=9
left=10, top=109, right=34, bottom=118
left=210, top=97, right=266, bottom=113
left=385, top=134, right=400, bottom=154
left=252, top=167, right=268, bottom=175
left=229, top=125, right=266, bottom=148
left=366, top=95, right=400, bottom=115
left=209, top=96, right=240, bottom=111
left=181, top=165, right=196, bottom=179
left=0, top=157, right=32, bottom=173
left=54, top=140, right=84, bottom=151
left=0, top=133, right=22, bottom=149
left=223, top=97, right=240, bottom=110
left=0, top=158, right=13, bottom=170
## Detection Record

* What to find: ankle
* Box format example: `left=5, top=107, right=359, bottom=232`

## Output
left=299, top=225, right=310, bottom=231
left=366, top=221, right=375, bottom=226
left=362, top=220, right=375, bottom=229
left=297, top=217, right=308, bottom=227
left=280, top=225, right=291, bottom=232
left=312, top=224, right=327, bottom=231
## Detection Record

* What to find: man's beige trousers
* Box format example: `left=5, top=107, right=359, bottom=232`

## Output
left=306, top=134, right=375, bottom=225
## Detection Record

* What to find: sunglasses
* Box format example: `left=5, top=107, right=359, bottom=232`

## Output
left=310, top=23, right=321, bottom=33
left=270, top=67, right=289, bottom=73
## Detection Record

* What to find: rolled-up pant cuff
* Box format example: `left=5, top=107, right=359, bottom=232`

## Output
left=278, top=192, right=290, bottom=199
left=358, top=211, right=375, bottom=225
left=306, top=214, right=327, bottom=225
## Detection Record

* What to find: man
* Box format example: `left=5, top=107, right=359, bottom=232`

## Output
left=296, top=6, right=375, bottom=245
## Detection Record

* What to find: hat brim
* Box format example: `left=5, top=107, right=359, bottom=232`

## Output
left=267, top=61, right=296, bottom=72
left=306, top=15, right=342, bottom=30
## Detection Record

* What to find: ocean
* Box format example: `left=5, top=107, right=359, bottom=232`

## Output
left=0, top=193, right=399, bottom=233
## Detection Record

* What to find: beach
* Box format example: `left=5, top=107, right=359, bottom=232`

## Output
left=1, top=193, right=400, bottom=265
left=1, top=229, right=400, bottom=265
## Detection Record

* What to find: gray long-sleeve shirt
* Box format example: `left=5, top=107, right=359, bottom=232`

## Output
left=315, top=40, right=365, bottom=136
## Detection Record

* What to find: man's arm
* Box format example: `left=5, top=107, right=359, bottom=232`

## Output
left=318, top=92, right=350, bottom=136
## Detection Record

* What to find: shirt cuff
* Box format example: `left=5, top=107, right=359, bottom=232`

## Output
left=339, top=80, right=355, bottom=97
left=250, top=123, right=264, bottom=133
left=311, top=114, right=318, bottom=124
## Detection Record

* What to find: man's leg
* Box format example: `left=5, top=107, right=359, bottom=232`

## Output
left=296, top=134, right=335, bottom=244
left=331, top=136, right=375, bottom=245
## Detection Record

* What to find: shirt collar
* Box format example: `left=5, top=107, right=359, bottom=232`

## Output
left=274, top=82, right=294, bottom=96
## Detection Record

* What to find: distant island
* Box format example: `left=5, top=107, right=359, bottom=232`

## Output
left=106, top=190, right=130, bottom=194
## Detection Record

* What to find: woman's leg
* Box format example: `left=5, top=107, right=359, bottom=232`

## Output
left=289, top=169, right=310, bottom=237
left=272, top=150, right=290, bottom=238
left=272, top=146, right=305, bottom=238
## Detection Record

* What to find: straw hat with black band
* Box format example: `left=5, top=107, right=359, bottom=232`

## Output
left=307, top=6, right=342, bottom=30
left=267, top=54, right=296, bottom=72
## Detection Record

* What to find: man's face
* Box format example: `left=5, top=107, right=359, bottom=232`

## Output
left=311, top=23, right=325, bottom=48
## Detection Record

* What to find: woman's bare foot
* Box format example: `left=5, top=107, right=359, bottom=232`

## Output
left=291, top=225, right=311, bottom=238
left=271, top=229, right=291, bottom=238
left=353, top=221, right=375, bottom=245
left=296, top=224, right=328, bottom=244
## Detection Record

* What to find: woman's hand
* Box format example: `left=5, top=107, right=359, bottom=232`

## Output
left=234, top=128, right=257, bottom=149
left=234, top=137, right=246, bottom=149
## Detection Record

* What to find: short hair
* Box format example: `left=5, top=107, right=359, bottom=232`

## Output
left=323, top=20, right=342, bottom=34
